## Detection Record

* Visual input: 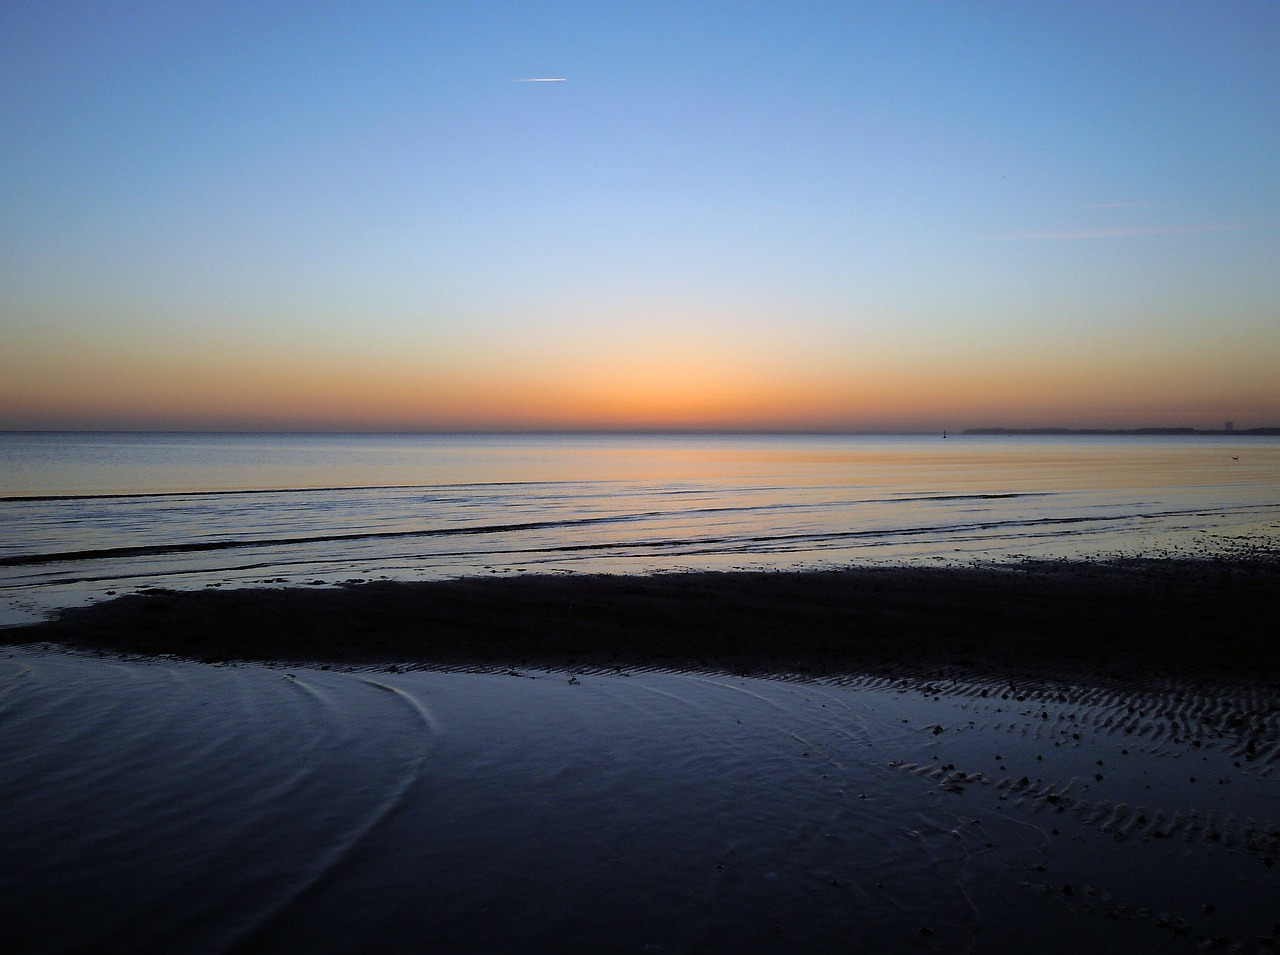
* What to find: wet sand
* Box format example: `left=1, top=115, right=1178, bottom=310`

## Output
left=12, top=557, right=1280, bottom=685
left=4, top=557, right=1280, bottom=953
left=3, top=647, right=1279, bottom=953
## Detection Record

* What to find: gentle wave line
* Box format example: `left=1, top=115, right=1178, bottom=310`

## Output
left=0, top=486, right=1040, bottom=505
left=0, top=503, right=1242, bottom=569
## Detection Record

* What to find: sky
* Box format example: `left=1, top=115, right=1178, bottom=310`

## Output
left=2, top=1, right=1278, bottom=432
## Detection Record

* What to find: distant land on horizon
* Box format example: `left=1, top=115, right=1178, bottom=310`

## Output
left=964, top=427, right=1280, bottom=436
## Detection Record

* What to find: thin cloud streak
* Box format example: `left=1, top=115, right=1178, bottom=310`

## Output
left=517, top=77, right=567, bottom=82
left=990, top=222, right=1254, bottom=241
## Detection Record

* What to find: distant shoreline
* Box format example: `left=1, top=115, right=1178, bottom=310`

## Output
left=963, top=427, right=1280, bottom=436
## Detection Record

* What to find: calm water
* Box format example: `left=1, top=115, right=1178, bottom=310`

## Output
left=3, top=650, right=1277, bottom=953
left=4, top=435, right=1280, bottom=953
left=2, top=431, right=1278, bottom=624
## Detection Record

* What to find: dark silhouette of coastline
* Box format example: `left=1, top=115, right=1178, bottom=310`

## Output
left=964, top=427, right=1280, bottom=436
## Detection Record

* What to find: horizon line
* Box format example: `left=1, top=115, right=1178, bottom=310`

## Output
left=3, top=425, right=1277, bottom=437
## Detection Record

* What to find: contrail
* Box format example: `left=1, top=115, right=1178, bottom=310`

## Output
left=517, top=77, right=566, bottom=82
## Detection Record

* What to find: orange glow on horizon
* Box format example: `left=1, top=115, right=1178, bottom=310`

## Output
left=3, top=319, right=1277, bottom=432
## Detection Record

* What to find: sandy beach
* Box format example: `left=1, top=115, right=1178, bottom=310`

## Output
left=4, top=558, right=1280, bottom=953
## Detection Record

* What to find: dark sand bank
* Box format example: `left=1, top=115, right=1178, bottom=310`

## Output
left=11, top=558, right=1280, bottom=684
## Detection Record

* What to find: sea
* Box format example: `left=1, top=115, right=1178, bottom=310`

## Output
left=2, top=430, right=1278, bottom=626
left=4, top=430, right=1280, bottom=953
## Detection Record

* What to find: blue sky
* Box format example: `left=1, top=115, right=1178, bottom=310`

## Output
left=2, top=1, right=1278, bottom=430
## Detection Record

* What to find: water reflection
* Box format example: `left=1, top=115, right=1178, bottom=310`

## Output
left=1, top=433, right=1277, bottom=625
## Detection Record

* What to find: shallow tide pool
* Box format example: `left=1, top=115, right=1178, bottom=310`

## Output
left=2, top=648, right=1276, bottom=953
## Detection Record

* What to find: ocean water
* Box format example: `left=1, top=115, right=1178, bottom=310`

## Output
left=3, top=649, right=1278, bottom=953
left=2, top=431, right=1278, bottom=625
left=5, top=642, right=1274, bottom=947
left=4, top=435, right=1280, bottom=953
